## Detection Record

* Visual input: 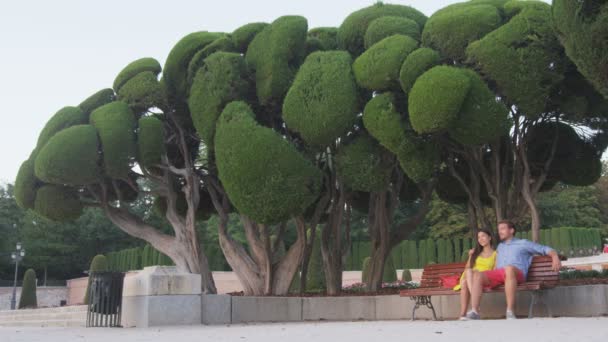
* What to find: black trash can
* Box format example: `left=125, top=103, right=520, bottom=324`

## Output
left=86, top=272, right=125, bottom=327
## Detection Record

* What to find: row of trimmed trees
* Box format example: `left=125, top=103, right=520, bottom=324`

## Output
left=14, top=1, right=608, bottom=295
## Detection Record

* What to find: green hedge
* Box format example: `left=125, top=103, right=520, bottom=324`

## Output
left=106, top=245, right=173, bottom=272
left=345, top=227, right=602, bottom=270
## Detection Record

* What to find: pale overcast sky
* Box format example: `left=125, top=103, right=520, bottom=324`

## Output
left=0, top=0, right=557, bottom=183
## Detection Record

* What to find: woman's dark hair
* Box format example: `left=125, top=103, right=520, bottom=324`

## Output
left=469, top=228, right=495, bottom=268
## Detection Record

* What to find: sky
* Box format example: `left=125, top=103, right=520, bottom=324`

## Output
left=0, top=0, right=558, bottom=183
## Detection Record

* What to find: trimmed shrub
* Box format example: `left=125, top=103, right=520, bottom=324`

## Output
left=283, top=51, right=360, bottom=147
left=418, top=240, right=427, bottom=267
left=337, top=3, right=427, bottom=56
left=215, top=101, right=322, bottom=225
left=396, top=133, right=440, bottom=183
left=437, top=239, right=446, bottom=264
left=137, top=116, right=165, bottom=170
left=188, top=52, right=252, bottom=146
left=462, top=237, right=472, bottom=261
left=553, top=0, right=608, bottom=98
left=361, top=256, right=397, bottom=283
left=308, top=27, right=338, bottom=51
left=186, top=36, right=238, bottom=86
left=401, top=240, right=415, bottom=269
left=34, top=125, right=101, bottom=185
left=364, top=16, right=421, bottom=49
left=401, top=269, right=412, bottom=282
left=306, top=233, right=326, bottom=291
left=163, top=31, right=223, bottom=103
left=408, top=66, right=471, bottom=134
left=383, top=256, right=397, bottom=283
left=35, top=106, right=87, bottom=152
left=454, top=238, right=462, bottom=264
left=335, top=134, right=393, bottom=192
left=421, top=3, right=503, bottom=61
left=34, top=185, right=83, bottom=222
left=362, top=92, right=407, bottom=153
left=399, top=47, right=441, bottom=94
left=232, top=22, right=269, bottom=53
left=448, top=69, right=510, bottom=145
left=560, top=227, right=573, bottom=256
left=18, top=269, right=37, bottom=309
left=246, top=16, right=308, bottom=106
left=117, top=71, right=167, bottom=111
left=14, top=159, right=39, bottom=210
left=84, top=255, right=108, bottom=304
left=78, top=88, right=116, bottom=116
left=362, top=257, right=371, bottom=283
left=353, top=34, right=419, bottom=91
left=425, top=238, right=437, bottom=265
left=113, top=57, right=161, bottom=92
left=445, top=238, right=455, bottom=263
left=90, top=101, right=137, bottom=179
left=559, top=141, right=602, bottom=186
left=466, top=2, right=565, bottom=118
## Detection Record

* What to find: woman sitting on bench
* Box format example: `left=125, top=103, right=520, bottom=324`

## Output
left=454, top=229, right=496, bottom=321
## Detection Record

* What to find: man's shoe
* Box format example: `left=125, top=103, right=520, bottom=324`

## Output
left=465, top=310, right=480, bottom=320
left=459, top=316, right=469, bottom=321
left=506, top=310, right=517, bottom=320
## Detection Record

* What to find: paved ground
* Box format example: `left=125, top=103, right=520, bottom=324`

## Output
left=2, top=317, right=607, bottom=342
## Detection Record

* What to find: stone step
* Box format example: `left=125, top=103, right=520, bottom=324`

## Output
left=0, top=311, right=87, bottom=321
left=0, top=319, right=85, bottom=327
left=0, top=305, right=87, bottom=316
left=0, top=305, right=87, bottom=327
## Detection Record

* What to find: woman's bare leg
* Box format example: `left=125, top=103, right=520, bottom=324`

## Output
left=459, top=278, right=470, bottom=317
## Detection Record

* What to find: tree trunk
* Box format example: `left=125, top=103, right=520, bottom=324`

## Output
left=215, top=214, right=306, bottom=296
left=366, top=191, right=390, bottom=292
left=319, top=186, right=347, bottom=295
left=298, top=224, right=317, bottom=293
left=102, top=204, right=217, bottom=293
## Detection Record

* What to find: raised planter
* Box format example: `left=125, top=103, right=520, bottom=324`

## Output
left=121, top=266, right=201, bottom=328
left=200, top=284, right=608, bottom=325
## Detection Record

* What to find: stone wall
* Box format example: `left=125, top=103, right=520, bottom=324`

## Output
left=201, top=285, right=608, bottom=325
left=0, top=287, right=68, bottom=311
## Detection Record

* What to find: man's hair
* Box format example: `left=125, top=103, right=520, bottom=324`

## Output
left=497, top=219, right=517, bottom=233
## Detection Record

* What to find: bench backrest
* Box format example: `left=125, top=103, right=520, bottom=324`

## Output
left=419, top=255, right=559, bottom=288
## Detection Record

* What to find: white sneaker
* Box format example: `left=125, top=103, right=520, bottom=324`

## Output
left=466, top=310, right=480, bottom=320
left=506, top=310, right=517, bottom=320
left=459, top=316, right=469, bottom=321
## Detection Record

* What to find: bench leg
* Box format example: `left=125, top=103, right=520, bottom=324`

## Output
left=538, top=291, right=552, bottom=318
left=528, top=291, right=537, bottom=318
left=410, top=296, right=437, bottom=321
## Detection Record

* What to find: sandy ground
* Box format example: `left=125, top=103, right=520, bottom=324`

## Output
left=2, top=317, right=607, bottom=342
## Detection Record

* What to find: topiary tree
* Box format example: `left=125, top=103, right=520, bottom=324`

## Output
left=405, top=0, right=608, bottom=241
left=17, top=2, right=605, bottom=297
left=382, top=256, right=398, bottom=283
left=84, top=254, right=108, bottom=305
left=18, top=269, right=37, bottom=309
left=305, top=232, right=326, bottom=291
left=401, top=269, right=412, bottom=282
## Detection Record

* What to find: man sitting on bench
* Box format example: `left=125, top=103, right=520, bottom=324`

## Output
left=466, top=220, right=561, bottom=320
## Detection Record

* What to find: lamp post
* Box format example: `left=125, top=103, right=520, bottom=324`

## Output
left=10, top=242, right=25, bottom=310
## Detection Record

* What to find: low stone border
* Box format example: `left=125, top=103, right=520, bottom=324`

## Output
left=201, top=284, right=608, bottom=325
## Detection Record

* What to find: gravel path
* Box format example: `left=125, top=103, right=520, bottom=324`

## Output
left=2, top=317, right=607, bottom=342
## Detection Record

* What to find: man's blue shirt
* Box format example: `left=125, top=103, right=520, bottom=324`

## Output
left=496, top=238, right=554, bottom=278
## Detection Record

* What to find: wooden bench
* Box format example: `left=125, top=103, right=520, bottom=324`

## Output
left=399, top=255, right=562, bottom=320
